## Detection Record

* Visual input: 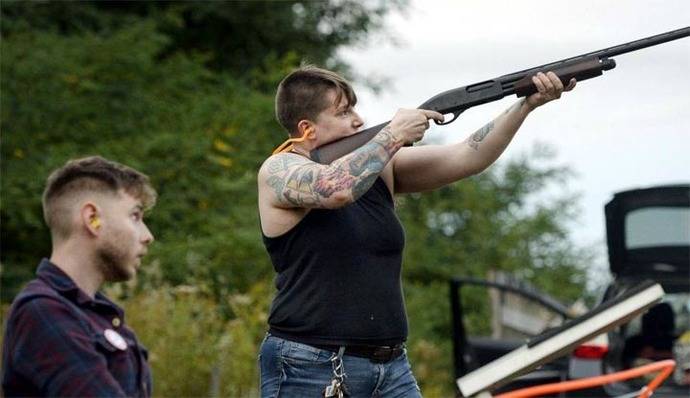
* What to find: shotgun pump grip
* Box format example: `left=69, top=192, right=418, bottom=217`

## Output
left=514, top=57, right=616, bottom=97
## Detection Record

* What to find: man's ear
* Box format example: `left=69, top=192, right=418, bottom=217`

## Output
left=81, top=202, right=101, bottom=236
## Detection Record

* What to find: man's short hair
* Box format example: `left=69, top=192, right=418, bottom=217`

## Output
left=42, top=156, right=157, bottom=239
left=275, top=65, right=357, bottom=136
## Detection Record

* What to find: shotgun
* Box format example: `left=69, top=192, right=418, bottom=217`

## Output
left=310, top=27, right=690, bottom=164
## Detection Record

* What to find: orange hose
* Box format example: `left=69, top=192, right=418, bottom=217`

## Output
left=494, top=359, right=675, bottom=398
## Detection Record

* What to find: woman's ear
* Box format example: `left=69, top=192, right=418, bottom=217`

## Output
left=297, top=120, right=316, bottom=139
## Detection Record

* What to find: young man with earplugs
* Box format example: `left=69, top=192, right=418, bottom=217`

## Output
left=2, top=156, right=157, bottom=397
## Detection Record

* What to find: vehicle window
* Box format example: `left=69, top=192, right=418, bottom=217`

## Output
left=667, top=294, right=690, bottom=337
left=619, top=292, right=690, bottom=387
left=622, top=293, right=690, bottom=338
left=625, top=206, right=690, bottom=249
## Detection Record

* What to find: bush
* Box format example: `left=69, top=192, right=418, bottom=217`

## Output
left=116, top=280, right=271, bottom=397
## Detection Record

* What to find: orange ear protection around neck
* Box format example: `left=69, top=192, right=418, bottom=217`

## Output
left=272, top=127, right=315, bottom=155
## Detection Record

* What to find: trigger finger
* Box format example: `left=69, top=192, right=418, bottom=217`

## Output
left=433, top=111, right=444, bottom=123
left=424, top=110, right=444, bottom=123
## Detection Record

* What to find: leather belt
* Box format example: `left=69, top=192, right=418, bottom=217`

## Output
left=313, top=343, right=405, bottom=364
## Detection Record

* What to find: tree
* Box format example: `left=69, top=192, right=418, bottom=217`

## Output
left=1, top=0, right=406, bottom=90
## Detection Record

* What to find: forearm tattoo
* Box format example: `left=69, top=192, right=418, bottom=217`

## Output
left=265, top=126, right=402, bottom=207
left=468, top=120, right=494, bottom=150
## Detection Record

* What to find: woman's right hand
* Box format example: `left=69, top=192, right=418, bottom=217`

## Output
left=388, top=109, right=444, bottom=144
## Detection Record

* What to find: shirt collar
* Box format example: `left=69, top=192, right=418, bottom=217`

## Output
left=36, top=258, right=123, bottom=315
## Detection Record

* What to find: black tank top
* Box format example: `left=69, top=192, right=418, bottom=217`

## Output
left=262, top=177, right=406, bottom=346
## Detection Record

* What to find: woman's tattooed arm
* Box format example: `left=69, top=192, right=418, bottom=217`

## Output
left=468, top=121, right=495, bottom=150
left=262, top=126, right=402, bottom=208
left=467, top=100, right=527, bottom=151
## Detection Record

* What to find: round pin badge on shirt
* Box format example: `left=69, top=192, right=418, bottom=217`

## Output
left=104, top=328, right=128, bottom=351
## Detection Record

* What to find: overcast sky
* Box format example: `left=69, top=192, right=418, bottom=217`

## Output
left=339, top=0, right=689, bottom=287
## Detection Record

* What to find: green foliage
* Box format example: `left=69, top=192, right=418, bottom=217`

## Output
left=109, top=280, right=271, bottom=397
left=404, top=281, right=454, bottom=396
left=1, top=0, right=407, bottom=87
left=0, top=18, right=283, bottom=301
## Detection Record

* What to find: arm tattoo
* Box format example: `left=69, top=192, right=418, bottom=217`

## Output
left=347, top=127, right=398, bottom=198
left=468, top=121, right=494, bottom=150
left=265, top=126, right=402, bottom=208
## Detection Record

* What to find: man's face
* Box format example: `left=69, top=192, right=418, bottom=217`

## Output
left=312, top=89, right=364, bottom=146
left=96, top=191, right=154, bottom=282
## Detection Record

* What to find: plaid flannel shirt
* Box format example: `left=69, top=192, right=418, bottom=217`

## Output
left=2, top=259, right=152, bottom=397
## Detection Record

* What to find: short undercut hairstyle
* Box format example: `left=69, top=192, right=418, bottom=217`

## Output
left=275, top=65, right=357, bottom=136
left=42, top=156, right=157, bottom=239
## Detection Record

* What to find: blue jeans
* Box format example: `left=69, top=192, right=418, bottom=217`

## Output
left=259, top=334, right=422, bottom=397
